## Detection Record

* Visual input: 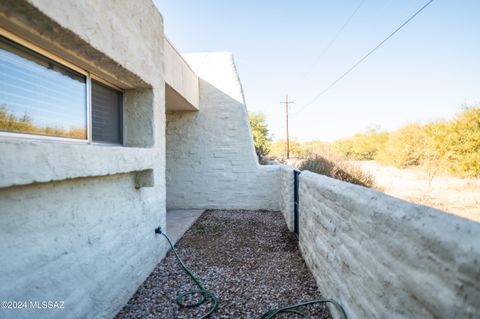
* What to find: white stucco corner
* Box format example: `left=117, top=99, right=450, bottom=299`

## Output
left=166, top=52, right=281, bottom=210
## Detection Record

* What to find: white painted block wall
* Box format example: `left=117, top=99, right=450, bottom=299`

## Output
left=279, top=165, right=295, bottom=231
left=0, top=1, right=168, bottom=318
left=166, top=53, right=280, bottom=210
left=297, top=171, right=480, bottom=319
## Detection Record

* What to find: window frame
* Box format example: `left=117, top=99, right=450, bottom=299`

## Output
left=0, top=29, right=124, bottom=145
left=90, top=77, right=124, bottom=145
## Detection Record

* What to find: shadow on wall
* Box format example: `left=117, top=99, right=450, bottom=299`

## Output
left=166, top=79, right=280, bottom=211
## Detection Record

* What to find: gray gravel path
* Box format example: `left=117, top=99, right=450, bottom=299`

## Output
left=115, top=210, right=330, bottom=319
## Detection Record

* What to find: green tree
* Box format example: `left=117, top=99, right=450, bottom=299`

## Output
left=249, top=113, right=271, bottom=157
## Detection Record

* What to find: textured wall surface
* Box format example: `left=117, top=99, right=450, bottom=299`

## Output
left=166, top=53, right=280, bottom=210
left=0, top=1, right=168, bottom=318
left=279, top=165, right=295, bottom=231
left=0, top=175, right=167, bottom=319
left=298, top=171, right=480, bottom=319
left=0, top=141, right=155, bottom=188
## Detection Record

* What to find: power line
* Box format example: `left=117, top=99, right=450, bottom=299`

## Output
left=293, top=0, right=434, bottom=118
left=303, top=0, right=366, bottom=78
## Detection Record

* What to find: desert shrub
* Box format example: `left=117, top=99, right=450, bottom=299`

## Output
left=301, top=140, right=331, bottom=157
left=299, top=153, right=375, bottom=188
left=376, top=106, right=480, bottom=177
left=269, top=139, right=308, bottom=158
left=415, top=122, right=444, bottom=182
left=0, top=105, right=86, bottom=138
left=333, top=127, right=388, bottom=160
left=0, top=106, right=35, bottom=133
left=269, top=139, right=335, bottom=159
left=268, top=106, right=480, bottom=177
left=376, top=123, right=426, bottom=168
left=440, top=107, right=480, bottom=177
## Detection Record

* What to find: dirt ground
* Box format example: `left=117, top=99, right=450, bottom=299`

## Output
left=115, top=210, right=331, bottom=319
left=354, top=161, right=480, bottom=222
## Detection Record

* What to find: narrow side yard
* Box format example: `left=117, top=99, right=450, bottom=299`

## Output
left=116, top=210, right=330, bottom=318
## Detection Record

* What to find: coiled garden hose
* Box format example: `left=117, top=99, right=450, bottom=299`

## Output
left=156, top=227, right=219, bottom=319
left=156, top=227, right=348, bottom=319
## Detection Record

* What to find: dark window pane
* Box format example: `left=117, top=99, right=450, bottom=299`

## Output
left=0, top=36, right=87, bottom=139
left=92, top=80, right=122, bottom=144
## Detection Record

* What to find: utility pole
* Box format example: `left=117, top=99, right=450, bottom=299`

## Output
left=280, top=94, right=294, bottom=159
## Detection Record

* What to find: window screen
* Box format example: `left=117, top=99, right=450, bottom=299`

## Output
left=0, top=36, right=87, bottom=139
left=91, top=80, right=123, bottom=144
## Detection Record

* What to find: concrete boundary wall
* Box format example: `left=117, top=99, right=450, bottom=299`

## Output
left=279, top=165, right=295, bottom=231
left=297, top=171, right=480, bottom=319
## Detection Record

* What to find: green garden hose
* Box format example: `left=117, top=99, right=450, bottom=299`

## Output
left=157, top=227, right=348, bottom=319
left=156, top=227, right=219, bottom=319
left=259, top=299, right=349, bottom=319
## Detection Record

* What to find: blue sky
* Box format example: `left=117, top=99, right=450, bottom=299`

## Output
left=154, top=0, right=480, bottom=141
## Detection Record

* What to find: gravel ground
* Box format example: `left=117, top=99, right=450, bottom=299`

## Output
left=115, top=210, right=330, bottom=319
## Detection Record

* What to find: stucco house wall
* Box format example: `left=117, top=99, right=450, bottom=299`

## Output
left=0, top=1, right=168, bottom=318
left=166, top=52, right=280, bottom=210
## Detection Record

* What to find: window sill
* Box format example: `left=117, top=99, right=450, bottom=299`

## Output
left=0, top=139, right=155, bottom=188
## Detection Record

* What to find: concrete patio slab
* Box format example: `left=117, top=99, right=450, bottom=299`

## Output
left=166, top=209, right=204, bottom=245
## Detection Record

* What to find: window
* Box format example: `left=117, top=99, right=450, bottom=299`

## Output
left=0, top=36, right=87, bottom=139
left=92, top=80, right=123, bottom=144
left=0, top=34, right=123, bottom=144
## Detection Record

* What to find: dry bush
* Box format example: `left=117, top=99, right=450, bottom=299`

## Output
left=299, top=153, right=375, bottom=188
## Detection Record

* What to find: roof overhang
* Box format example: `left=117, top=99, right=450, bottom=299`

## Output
left=164, top=37, right=199, bottom=111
